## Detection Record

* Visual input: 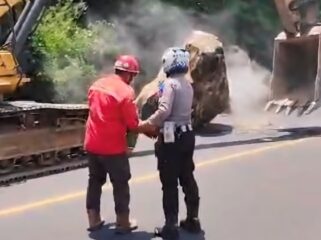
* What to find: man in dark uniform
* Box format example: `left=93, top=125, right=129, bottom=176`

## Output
left=140, top=47, right=202, bottom=239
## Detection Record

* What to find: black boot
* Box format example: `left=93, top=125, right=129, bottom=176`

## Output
left=180, top=217, right=201, bottom=233
left=154, top=215, right=179, bottom=240
left=180, top=200, right=201, bottom=233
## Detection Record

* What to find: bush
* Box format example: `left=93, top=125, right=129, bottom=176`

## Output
left=31, top=0, right=120, bottom=103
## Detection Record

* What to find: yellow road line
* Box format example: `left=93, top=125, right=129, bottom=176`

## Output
left=0, top=138, right=308, bottom=218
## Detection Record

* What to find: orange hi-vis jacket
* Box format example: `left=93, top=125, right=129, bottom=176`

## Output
left=84, top=74, right=139, bottom=155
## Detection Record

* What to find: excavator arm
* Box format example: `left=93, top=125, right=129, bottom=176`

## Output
left=0, top=0, right=51, bottom=98
left=265, top=0, right=321, bottom=115
left=274, top=0, right=299, bottom=36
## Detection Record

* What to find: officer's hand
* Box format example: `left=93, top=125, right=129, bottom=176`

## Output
left=144, top=131, right=158, bottom=139
left=137, top=120, right=158, bottom=134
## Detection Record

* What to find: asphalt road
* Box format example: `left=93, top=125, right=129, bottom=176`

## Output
left=0, top=113, right=320, bottom=240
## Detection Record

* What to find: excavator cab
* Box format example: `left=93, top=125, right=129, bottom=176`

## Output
left=0, top=0, right=30, bottom=100
left=265, top=0, right=321, bottom=115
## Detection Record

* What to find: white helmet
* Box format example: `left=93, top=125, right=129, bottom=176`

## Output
left=161, top=47, right=190, bottom=76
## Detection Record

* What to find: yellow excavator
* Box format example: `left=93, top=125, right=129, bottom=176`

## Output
left=0, top=0, right=88, bottom=176
left=265, top=0, right=321, bottom=115
left=0, top=0, right=29, bottom=97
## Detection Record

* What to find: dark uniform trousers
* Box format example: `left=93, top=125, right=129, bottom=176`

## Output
left=155, top=129, right=200, bottom=225
left=86, top=153, right=131, bottom=215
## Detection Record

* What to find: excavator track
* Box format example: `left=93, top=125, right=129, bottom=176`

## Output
left=0, top=150, right=88, bottom=186
left=0, top=100, right=90, bottom=186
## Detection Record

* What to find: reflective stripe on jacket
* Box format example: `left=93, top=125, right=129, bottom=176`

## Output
left=84, top=74, right=139, bottom=155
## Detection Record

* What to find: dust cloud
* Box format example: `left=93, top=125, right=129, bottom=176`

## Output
left=87, top=0, right=235, bottom=91
left=224, top=46, right=273, bottom=131
left=107, top=0, right=195, bottom=89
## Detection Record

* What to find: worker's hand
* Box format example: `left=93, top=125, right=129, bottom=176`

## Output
left=137, top=120, right=159, bottom=137
left=126, top=147, right=134, bottom=156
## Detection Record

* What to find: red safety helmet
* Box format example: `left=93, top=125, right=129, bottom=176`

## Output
left=114, top=55, right=140, bottom=74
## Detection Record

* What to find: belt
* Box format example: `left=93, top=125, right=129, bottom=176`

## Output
left=159, top=123, right=193, bottom=133
left=176, top=124, right=193, bottom=133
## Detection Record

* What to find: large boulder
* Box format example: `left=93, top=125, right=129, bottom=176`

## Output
left=135, top=30, right=230, bottom=128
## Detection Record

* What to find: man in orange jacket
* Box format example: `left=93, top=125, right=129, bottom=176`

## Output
left=84, top=55, right=155, bottom=234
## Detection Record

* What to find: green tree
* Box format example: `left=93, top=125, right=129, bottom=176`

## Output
left=31, top=0, right=120, bottom=103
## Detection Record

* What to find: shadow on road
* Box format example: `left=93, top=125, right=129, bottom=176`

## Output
left=88, top=223, right=207, bottom=239
left=195, top=123, right=233, bottom=137
left=88, top=223, right=153, bottom=240
left=131, top=126, right=321, bottom=158
left=195, top=126, right=321, bottom=151
left=180, top=230, right=206, bottom=240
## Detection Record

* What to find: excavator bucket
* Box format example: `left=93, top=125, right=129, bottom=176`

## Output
left=265, top=34, right=321, bottom=115
left=265, top=0, right=321, bottom=115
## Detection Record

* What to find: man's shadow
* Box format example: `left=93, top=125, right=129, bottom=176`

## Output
left=88, top=223, right=206, bottom=240
left=179, top=230, right=206, bottom=240
left=88, top=223, right=152, bottom=240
